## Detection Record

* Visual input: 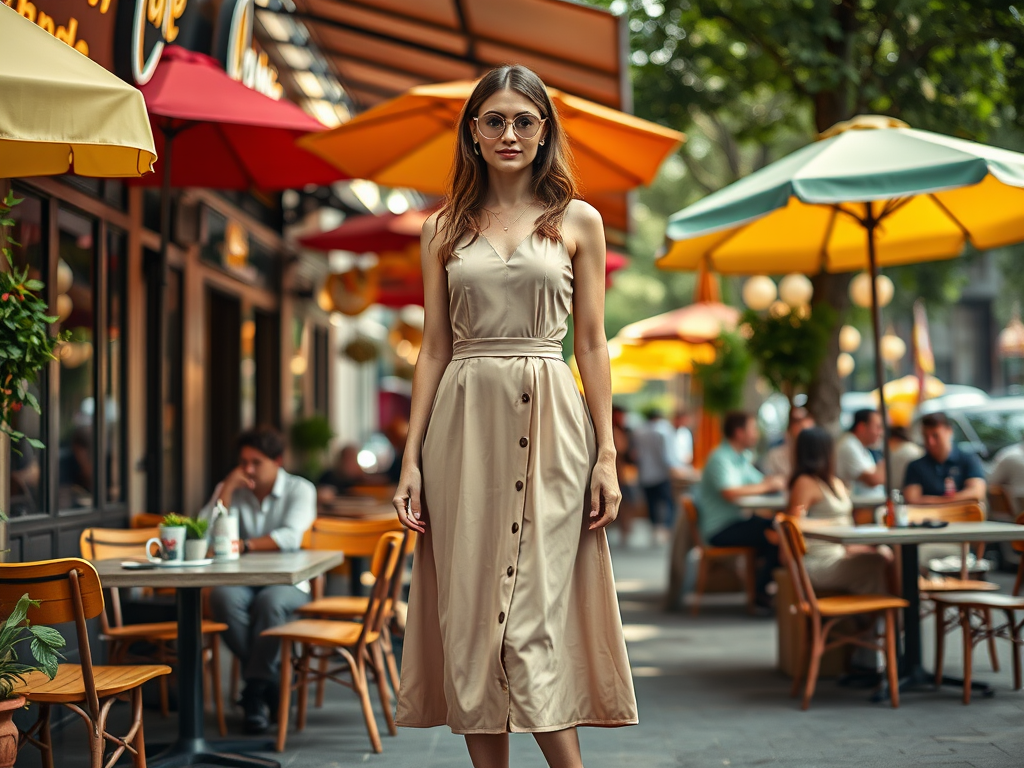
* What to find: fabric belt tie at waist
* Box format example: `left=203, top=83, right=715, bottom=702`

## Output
left=451, top=337, right=564, bottom=360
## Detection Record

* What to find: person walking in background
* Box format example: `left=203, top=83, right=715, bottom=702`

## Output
left=633, top=407, right=682, bottom=541
left=391, top=65, right=637, bottom=768
left=697, top=411, right=786, bottom=609
left=613, top=405, right=642, bottom=540
left=764, top=406, right=813, bottom=479
left=887, top=425, right=925, bottom=491
left=673, top=410, right=694, bottom=469
left=200, top=426, right=317, bottom=735
left=904, top=412, right=987, bottom=504
left=836, top=409, right=887, bottom=494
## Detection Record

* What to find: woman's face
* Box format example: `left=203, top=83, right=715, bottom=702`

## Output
left=470, top=87, right=549, bottom=176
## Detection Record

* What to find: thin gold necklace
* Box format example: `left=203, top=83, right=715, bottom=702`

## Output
left=483, top=201, right=536, bottom=232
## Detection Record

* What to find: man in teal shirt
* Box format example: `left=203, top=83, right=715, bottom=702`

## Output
left=697, top=412, right=786, bottom=607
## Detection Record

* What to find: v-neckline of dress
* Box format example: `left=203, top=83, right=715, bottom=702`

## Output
left=480, top=230, right=536, bottom=265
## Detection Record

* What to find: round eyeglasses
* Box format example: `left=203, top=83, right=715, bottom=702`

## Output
left=474, top=113, right=547, bottom=141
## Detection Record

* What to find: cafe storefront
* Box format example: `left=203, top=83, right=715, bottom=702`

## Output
left=2, top=0, right=349, bottom=562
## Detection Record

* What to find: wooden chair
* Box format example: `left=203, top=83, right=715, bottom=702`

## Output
left=774, top=515, right=906, bottom=710
left=908, top=503, right=1000, bottom=672
left=129, top=513, right=165, bottom=529
left=79, top=528, right=229, bottom=736
left=298, top=526, right=415, bottom=703
left=1014, top=511, right=1024, bottom=598
left=682, top=496, right=756, bottom=616
left=2, top=558, right=171, bottom=768
left=263, top=532, right=404, bottom=753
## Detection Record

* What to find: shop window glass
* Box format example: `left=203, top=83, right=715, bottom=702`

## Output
left=57, top=206, right=96, bottom=511
left=164, top=267, right=183, bottom=515
left=292, top=318, right=307, bottom=417
left=106, top=228, right=127, bottom=503
left=6, top=191, right=46, bottom=518
left=201, top=207, right=276, bottom=289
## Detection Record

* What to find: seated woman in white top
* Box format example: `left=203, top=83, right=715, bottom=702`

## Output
left=787, top=427, right=894, bottom=596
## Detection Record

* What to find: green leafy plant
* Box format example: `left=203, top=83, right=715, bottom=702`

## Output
left=183, top=518, right=209, bottom=541
left=290, top=415, right=334, bottom=481
left=692, top=330, right=751, bottom=415
left=742, top=305, right=837, bottom=405
left=0, top=594, right=66, bottom=699
left=0, top=192, right=69, bottom=449
left=161, top=513, right=189, bottom=528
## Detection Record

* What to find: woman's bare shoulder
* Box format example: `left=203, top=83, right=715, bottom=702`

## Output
left=563, top=199, right=603, bottom=257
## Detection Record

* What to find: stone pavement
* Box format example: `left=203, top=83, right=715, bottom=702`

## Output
left=30, top=525, right=1024, bottom=767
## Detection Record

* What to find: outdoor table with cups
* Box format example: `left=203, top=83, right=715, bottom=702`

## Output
left=802, top=520, right=1024, bottom=698
left=96, top=538, right=344, bottom=768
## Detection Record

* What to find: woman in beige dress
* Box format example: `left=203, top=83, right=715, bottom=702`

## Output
left=391, top=65, right=638, bottom=768
left=787, top=427, right=893, bottom=595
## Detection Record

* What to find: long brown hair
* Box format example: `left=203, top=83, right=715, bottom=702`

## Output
left=434, top=65, right=579, bottom=263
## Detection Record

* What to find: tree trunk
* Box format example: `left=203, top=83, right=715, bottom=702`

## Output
left=806, top=272, right=852, bottom=430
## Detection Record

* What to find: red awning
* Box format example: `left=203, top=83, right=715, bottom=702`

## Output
left=134, top=46, right=345, bottom=190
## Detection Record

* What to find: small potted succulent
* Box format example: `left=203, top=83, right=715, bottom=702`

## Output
left=154, top=513, right=189, bottom=564
left=0, top=594, right=65, bottom=767
left=182, top=517, right=210, bottom=561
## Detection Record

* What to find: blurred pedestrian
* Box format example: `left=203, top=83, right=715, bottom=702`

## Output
left=764, top=406, right=813, bottom=478
left=836, top=409, right=887, bottom=494
left=989, top=437, right=1024, bottom=511
left=904, top=412, right=986, bottom=504
left=673, top=409, right=694, bottom=468
left=613, top=405, right=642, bottom=538
left=633, top=407, right=681, bottom=540
left=696, top=411, right=786, bottom=608
left=887, top=425, right=924, bottom=490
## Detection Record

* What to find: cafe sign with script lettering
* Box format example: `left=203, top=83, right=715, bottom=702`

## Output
left=6, top=0, right=282, bottom=98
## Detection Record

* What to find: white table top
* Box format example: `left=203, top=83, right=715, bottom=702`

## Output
left=801, top=521, right=1024, bottom=546
left=94, top=550, right=344, bottom=588
left=736, top=492, right=885, bottom=511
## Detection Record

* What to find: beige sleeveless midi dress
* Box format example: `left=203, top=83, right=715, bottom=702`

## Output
left=394, top=231, right=639, bottom=735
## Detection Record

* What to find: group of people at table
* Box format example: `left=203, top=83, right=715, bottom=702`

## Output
left=693, top=408, right=993, bottom=612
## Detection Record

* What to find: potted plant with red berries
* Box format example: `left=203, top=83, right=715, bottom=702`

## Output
left=0, top=191, right=69, bottom=546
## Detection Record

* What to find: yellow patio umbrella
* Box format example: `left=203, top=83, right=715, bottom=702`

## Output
left=299, top=80, right=684, bottom=195
left=569, top=355, right=647, bottom=395
left=0, top=4, right=156, bottom=178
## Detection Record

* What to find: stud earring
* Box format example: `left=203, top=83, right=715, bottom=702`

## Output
left=473, top=142, right=480, bottom=155
left=539, top=140, right=545, bottom=146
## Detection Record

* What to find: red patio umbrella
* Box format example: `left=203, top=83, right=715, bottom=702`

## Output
left=300, top=208, right=434, bottom=253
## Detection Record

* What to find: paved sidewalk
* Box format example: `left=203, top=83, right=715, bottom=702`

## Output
left=30, top=526, right=1024, bottom=767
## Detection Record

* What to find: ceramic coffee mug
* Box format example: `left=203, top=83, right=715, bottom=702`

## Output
left=184, top=539, right=209, bottom=561
left=147, top=525, right=185, bottom=564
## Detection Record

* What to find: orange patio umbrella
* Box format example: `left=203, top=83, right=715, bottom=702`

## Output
left=299, top=80, right=684, bottom=195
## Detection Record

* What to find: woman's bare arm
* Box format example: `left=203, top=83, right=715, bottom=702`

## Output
left=568, top=200, right=620, bottom=529
left=393, top=214, right=454, bottom=531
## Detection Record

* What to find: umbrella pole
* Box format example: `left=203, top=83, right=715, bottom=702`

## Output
left=865, top=212, right=893, bottom=498
left=147, top=128, right=174, bottom=516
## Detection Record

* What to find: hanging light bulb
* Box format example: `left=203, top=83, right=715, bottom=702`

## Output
left=741, top=275, right=776, bottom=311
left=839, top=325, right=862, bottom=353
left=880, top=330, right=907, bottom=363
left=837, top=352, right=856, bottom=378
left=778, top=273, right=813, bottom=309
left=769, top=300, right=791, bottom=319
left=850, top=272, right=895, bottom=309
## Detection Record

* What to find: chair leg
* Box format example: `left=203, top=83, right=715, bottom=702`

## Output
left=296, top=651, right=311, bottom=732
left=935, top=605, right=947, bottom=686
left=744, top=550, right=757, bottom=615
left=961, top=608, right=974, bottom=705
left=1008, top=609, right=1022, bottom=691
left=276, top=638, right=293, bottom=753
left=885, top=609, right=900, bottom=709
left=382, top=627, right=401, bottom=696
left=38, top=704, right=54, bottom=768
left=354, top=654, right=383, bottom=753
left=985, top=608, right=1000, bottom=672
left=210, top=634, right=227, bottom=738
left=790, top=619, right=806, bottom=699
left=315, top=654, right=329, bottom=708
left=132, top=688, right=148, bottom=768
left=802, top=620, right=823, bottom=710
left=1014, top=558, right=1023, bottom=597
left=371, top=641, right=397, bottom=736
left=692, top=555, right=708, bottom=617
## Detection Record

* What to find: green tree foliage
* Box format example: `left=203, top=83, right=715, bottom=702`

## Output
left=742, top=304, right=837, bottom=404
left=589, top=0, right=1024, bottom=422
left=692, top=330, right=751, bottom=413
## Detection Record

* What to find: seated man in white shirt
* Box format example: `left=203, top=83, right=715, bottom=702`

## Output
left=200, top=426, right=317, bottom=735
left=836, top=409, right=887, bottom=495
left=989, top=440, right=1024, bottom=514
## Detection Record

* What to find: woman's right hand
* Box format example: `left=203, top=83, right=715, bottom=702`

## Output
left=393, top=464, right=427, bottom=533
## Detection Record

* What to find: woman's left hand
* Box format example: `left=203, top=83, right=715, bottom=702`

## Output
left=589, top=457, right=621, bottom=531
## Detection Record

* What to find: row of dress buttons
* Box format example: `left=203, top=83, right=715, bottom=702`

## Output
left=505, top=403, right=528, bottom=625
